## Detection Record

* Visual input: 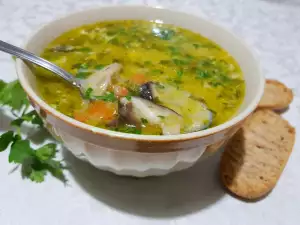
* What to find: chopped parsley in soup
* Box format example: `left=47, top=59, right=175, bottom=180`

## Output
left=35, top=20, right=245, bottom=135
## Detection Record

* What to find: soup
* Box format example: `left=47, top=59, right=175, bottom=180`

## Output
left=35, top=20, right=245, bottom=135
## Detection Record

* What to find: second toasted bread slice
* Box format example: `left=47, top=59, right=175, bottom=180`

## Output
left=258, top=80, right=293, bottom=110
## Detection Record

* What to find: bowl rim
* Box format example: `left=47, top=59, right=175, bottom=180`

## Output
left=16, top=5, right=265, bottom=142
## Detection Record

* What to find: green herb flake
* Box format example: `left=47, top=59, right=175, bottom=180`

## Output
left=108, top=38, right=120, bottom=45
left=141, top=118, right=148, bottom=124
left=176, top=70, right=183, bottom=78
left=168, top=46, right=180, bottom=55
left=126, top=127, right=142, bottom=134
left=73, top=62, right=91, bottom=70
left=208, top=80, right=222, bottom=87
left=158, top=115, right=165, bottom=119
left=199, top=59, right=215, bottom=67
left=143, top=61, right=152, bottom=66
left=95, top=64, right=105, bottom=70
left=186, top=54, right=194, bottom=60
left=193, top=43, right=200, bottom=49
left=94, top=92, right=117, bottom=102
left=79, top=63, right=89, bottom=70
left=159, top=60, right=172, bottom=66
left=172, top=58, right=188, bottom=66
left=75, top=71, right=91, bottom=79
left=84, top=87, right=94, bottom=99
left=156, top=83, right=165, bottom=89
left=173, top=79, right=182, bottom=84
left=196, top=70, right=210, bottom=79
left=152, top=69, right=163, bottom=74
left=125, top=95, right=132, bottom=101
left=117, top=125, right=141, bottom=134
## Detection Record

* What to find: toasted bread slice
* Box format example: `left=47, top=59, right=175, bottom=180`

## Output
left=220, top=109, right=295, bottom=200
left=258, top=80, right=293, bottom=110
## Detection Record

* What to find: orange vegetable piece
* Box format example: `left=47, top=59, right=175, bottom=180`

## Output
left=74, top=111, right=89, bottom=123
left=131, top=74, right=147, bottom=85
left=74, top=100, right=117, bottom=124
left=87, top=101, right=117, bottom=121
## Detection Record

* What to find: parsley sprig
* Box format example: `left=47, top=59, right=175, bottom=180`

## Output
left=0, top=79, right=67, bottom=183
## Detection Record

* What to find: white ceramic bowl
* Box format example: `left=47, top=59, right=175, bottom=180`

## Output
left=16, top=6, right=264, bottom=177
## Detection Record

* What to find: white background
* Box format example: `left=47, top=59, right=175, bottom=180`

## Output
left=1, top=0, right=300, bottom=224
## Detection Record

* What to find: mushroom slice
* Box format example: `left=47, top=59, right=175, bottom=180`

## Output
left=140, top=82, right=214, bottom=132
left=140, top=82, right=156, bottom=101
left=140, top=82, right=191, bottom=106
left=81, top=63, right=122, bottom=96
left=183, top=98, right=214, bottom=132
left=120, top=97, right=183, bottom=135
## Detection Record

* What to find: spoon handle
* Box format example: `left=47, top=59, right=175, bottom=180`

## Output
left=0, top=40, right=80, bottom=88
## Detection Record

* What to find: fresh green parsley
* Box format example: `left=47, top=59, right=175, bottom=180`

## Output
left=11, top=110, right=43, bottom=127
left=0, top=80, right=6, bottom=92
left=0, top=131, right=15, bottom=152
left=0, top=80, right=29, bottom=110
left=0, top=79, right=67, bottom=184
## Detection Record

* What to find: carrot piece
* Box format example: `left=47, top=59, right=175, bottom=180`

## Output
left=113, top=85, right=129, bottom=97
left=74, top=111, right=89, bottom=123
left=131, top=74, right=147, bottom=85
left=87, top=101, right=117, bottom=121
left=74, top=100, right=117, bottom=124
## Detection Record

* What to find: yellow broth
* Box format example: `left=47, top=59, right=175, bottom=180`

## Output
left=35, top=20, right=245, bottom=135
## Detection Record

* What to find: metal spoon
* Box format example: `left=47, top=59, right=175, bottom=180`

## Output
left=0, top=40, right=85, bottom=94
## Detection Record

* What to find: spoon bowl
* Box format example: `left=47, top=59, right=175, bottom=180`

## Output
left=0, top=40, right=85, bottom=95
